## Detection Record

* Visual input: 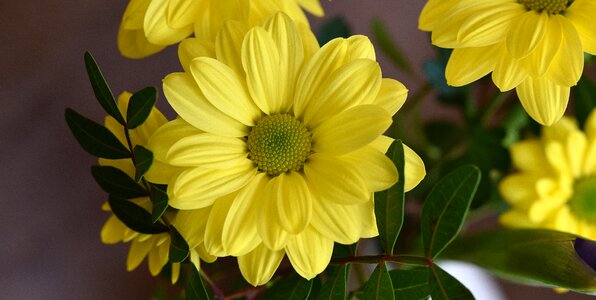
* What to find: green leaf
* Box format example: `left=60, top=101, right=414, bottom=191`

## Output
left=361, top=263, right=395, bottom=300
left=574, top=76, right=596, bottom=129
left=428, top=264, right=473, bottom=300
left=186, top=265, right=210, bottom=300
left=371, top=18, right=413, bottom=75
left=108, top=196, right=168, bottom=234
left=262, top=272, right=313, bottom=300
left=389, top=268, right=430, bottom=300
left=127, top=87, right=158, bottom=129
left=421, top=165, right=481, bottom=259
left=83, top=52, right=125, bottom=125
left=374, top=140, right=405, bottom=254
left=150, top=183, right=169, bottom=223
left=442, top=229, right=596, bottom=294
left=316, top=265, right=347, bottom=300
left=133, top=145, right=153, bottom=182
left=91, top=165, right=147, bottom=198
left=331, top=242, right=358, bottom=259
left=317, top=17, right=350, bottom=45
left=169, top=225, right=190, bottom=263
left=65, top=108, right=130, bottom=159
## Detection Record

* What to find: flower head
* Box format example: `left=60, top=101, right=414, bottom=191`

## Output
left=146, top=12, right=426, bottom=285
left=419, top=0, right=595, bottom=125
left=499, top=110, right=596, bottom=240
left=118, top=0, right=323, bottom=58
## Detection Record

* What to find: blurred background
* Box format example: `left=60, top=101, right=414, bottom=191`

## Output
left=0, top=0, right=592, bottom=299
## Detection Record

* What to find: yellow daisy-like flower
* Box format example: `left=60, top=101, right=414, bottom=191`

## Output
left=99, top=92, right=215, bottom=282
left=500, top=110, right=596, bottom=240
left=419, top=0, right=595, bottom=125
left=118, top=0, right=323, bottom=58
left=145, top=12, right=426, bottom=285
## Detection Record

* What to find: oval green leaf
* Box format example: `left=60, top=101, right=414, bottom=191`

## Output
left=186, top=265, right=211, bottom=300
left=361, top=263, right=395, bottom=300
left=428, top=263, right=474, bottom=300
left=169, top=225, right=190, bottom=263
left=389, top=268, right=430, bottom=300
left=149, top=183, right=169, bottom=223
left=316, top=265, right=347, bottom=300
left=133, top=145, right=153, bottom=182
left=83, top=52, right=125, bottom=125
left=65, top=108, right=130, bottom=159
left=262, top=272, right=313, bottom=300
left=421, top=165, right=481, bottom=259
left=127, top=87, right=158, bottom=129
left=108, top=196, right=168, bottom=234
left=91, top=165, right=147, bottom=199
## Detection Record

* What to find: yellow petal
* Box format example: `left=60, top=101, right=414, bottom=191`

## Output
left=297, top=23, right=320, bottom=59
left=506, top=11, right=549, bottom=58
left=144, top=0, right=193, bottom=45
left=528, top=16, right=561, bottom=77
left=148, top=241, right=168, bottom=275
left=100, top=215, right=126, bottom=244
left=311, top=190, right=362, bottom=244
left=445, top=45, right=498, bottom=87
left=585, top=109, right=596, bottom=138
left=238, top=244, right=284, bottom=286
left=286, top=226, right=334, bottom=279
left=499, top=173, right=541, bottom=207
left=242, top=27, right=281, bottom=115
left=257, top=185, right=289, bottom=250
left=127, top=237, right=154, bottom=271
left=372, top=78, right=408, bottom=116
left=499, top=210, right=536, bottom=228
left=204, top=194, right=235, bottom=257
left=582, top=140, right=596, bottom=176
left=191, top=57, right=262, bottom=126
left=171, top=262, right=181, bottom=284
left=147, top=118, right=201, bottom=162
left=175, top=208, right=211, bottom=249
left=163, top=72, right=247, bottom=137
left=222, top=174, right=267, bottom=256
left=166, top=133, right=247, bottom=169
left=492, top=45, right=528, bottom=91
left=303, top=59, right=382, bottom=127
left=457, top=2, right=524, bottom=47
left=178, top=38, right=215, bottom=72
left=358, top=197, right=378, bottom=238
left=304, top=153, right=369, bottom=205
left=341, top=146, right=398, bottom=192
left=509, top=139, right=550, bottom=173
left=369, top=135, right=394, bottom=153
left=215, top=20, right=248, bottom=77
left=168, top=162, right=256, bottom=209
left=268, top=172, right=312, bottom=234
left=346, top=35, right=376, bottom=61
left=542, top=116, right=579, bottom=143
left=311, top=105, right=391, bottom=156
left=117, top=26, right=165, bottom=59
left=121, top=0, right=149, bottom=30
left=516, top=77, right=569, bottom=126
left=545, top=15, right=584, bottom=86
left=167, top=0, right=205, bottom=29
left=566, top=0, right=596, bottom=54
left=297, top=0, right=324, bottom=17
left=419, top=0, right=458, bottom=31
left=403, top=144, right=426, bottom=192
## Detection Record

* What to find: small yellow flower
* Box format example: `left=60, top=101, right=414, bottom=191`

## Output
left=99, top=92, right=215, bottom=282
left=145, top=12, right=426, bottom=285
left=499, top=110, right=596, bottom=240
left=118, top=0, right=324, bottom=58
left=419, top=0, right=595, bottom=125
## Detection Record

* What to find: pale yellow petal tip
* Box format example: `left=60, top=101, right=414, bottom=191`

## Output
left=403, top=144, right=426, bottom=192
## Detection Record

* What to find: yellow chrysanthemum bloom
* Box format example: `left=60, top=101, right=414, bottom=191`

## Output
left=419, top=0, right=595, bottom=125
left=500, top=110, right=596, bottom=240
left=99, top=92, right=215, bottom=282
left=118, top=0, right=323, bottom=58
left=145, top=12, right=426, bottom=286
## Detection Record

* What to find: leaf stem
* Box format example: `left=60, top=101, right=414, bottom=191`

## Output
left=331, top=254, right=431, bottom=266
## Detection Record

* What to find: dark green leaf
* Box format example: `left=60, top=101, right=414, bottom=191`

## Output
left=428, top=264, right=473, bottom=300
left=374, top=140, right=405, bottom=254
left=84, top=52, right=125, bottom=125
left=169, top=225, right=190, bottom=263
left=574, top=76, right=596, bottom=128
left=316, top=265, right=347, bottom=300
left=150, top=183, right=169, bottom=223
left=91, top=165, right=147, bottom=198
left=390, top=267, right=430, bottom=300
left=262, top=272, right=313, bottom=300
left=127, top=87, right=158, bottom=129
left=421, top=165, right=481, bottom=259
left=65, top=108, right=130, bottom=159
left=108, top=196, right=168, bottom=234
left=317, top=17, right=350, bottom=45
left=361, top=263, right=395, bottom=300
left=442, top=229, right=596, bottom=294
left=371, top=18, right=413, bottom=75
left=501, top=102, right=530, bottom=147
left=331, top=242, right=358, bottom=259
left=133, top=145, right=153, bottom=182
left=186, top=265, right=210, bottom=300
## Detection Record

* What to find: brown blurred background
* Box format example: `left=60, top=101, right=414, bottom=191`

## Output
left=0, top=1, right=592, bottom=299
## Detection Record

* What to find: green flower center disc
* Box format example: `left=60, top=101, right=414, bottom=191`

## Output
left=247, top=114, right=312, bottom=176
left=518, top=0, right=572, bottom=14
left=570, top=177, right=596, bottom=222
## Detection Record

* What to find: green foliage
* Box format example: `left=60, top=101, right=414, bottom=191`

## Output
left=371, top=18, right=413, bottom=75
left=389, top=268, right=429, bottom=300
left=428, top=264, right=474, bottom=300
left=133, top=145, right=153, bottom=182
left=65, top=108, right=130, bottom=159
left=108, top=196, right=168, bottom=234
left=127, top=87, right=158, bottom=129
left=169, top=225, right=190, bottom=263
left=262, top=273, right=313, bottom=300
left=186, top=265, right=211, bottom=300
left=421, top=165, right=481, bottom=259
left=575, top=76, right=596, bottom=128
left=316, top=265, right=347, bottom=300
left=84, top=52, right=125, bottom=125
left=361, top=263, right=395, bottom=300
left=375, top=140, right=406, bottom=255
left=149, top=183, right=169, bottom=223
left=91, top=165, right=147, bottom=198
left=317, top=17, right=350, bottom=45
left=443, top=229, right=596, bottom=294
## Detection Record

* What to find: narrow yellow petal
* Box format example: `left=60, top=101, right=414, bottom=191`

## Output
left=528, top=17, right=561, bottom=77
left=341, top=146, right=398, bottom=192
left=432, top=1, right=498, bottom=48
left=144, top=0, right=193, bottom=45
left=171, top=262, right=181, bottom=284
left=545, top=15, right=584, bottom=86
left=346, top=35, right=376, bottom=61
left=269, top=172, right=312, bottom=234
left=166, top=133, right=247, bottom=169
left=238, top=244, right=284, bottom=286
left=257, top=186, right=289, bottom=250
left=499, top=174, right=542, bottom=207
left=372, top=78, right=408, bottom=116
left=147, top=118, right=201, bottom=162
left=506, top=11, right=549, bottom=59
left=127, top=238, right=154, bottom=271
left=445, top=45, right=498, bottom=87
left=566, top=0, right=596, bottom=54
left=166, top=0, right=205, bottom=29
left=403, top=144, right=426, bottom=192
left=457, top=2, right=524, bottom=47
left=297, top=0, right=324, bottom=17
left=565, top=131, right=587, bottom=177
left=516, top=77, right=569, bottom=126
left=178, top=38, right=215, bottom=72
left=585, top=109, right=596, bottom=138
left=215, top=20, right=248, bottom=77
left=174, top=208, right=211, bottom=249
left=510, top=139, right=550, bottom=172
left=286, top=226, right=334, bottom=280
left=358, top=197, right=378, bottom=238
left=492, top=45, right=528, bottom=91
left=499, top=210, right=536, bottom=228
left=311, top=190, right=362, bottom=244
left=419, top=0, right=458, bottom=31
left=117, top=26, right=165, bottom=59
left=100, top=215, right=126, bottom=244
left=204, top=194, right=235, bottom=257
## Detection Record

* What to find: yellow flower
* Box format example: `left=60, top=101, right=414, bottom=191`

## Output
left=118, top=0, right=323, bottom=58
left=146, top=12, right=426, bottom=285
left=419, top=0, right=595, bottom=125
left=99, top=92, right=215, bottom=282
left=499, top=110, right=596, bottom=240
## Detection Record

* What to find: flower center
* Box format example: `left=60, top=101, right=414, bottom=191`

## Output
left=518, top=0, right=572, bottom=14
left=570, top=177, right=596, bottom=222
left=247, top=114, right=312, bottom=176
